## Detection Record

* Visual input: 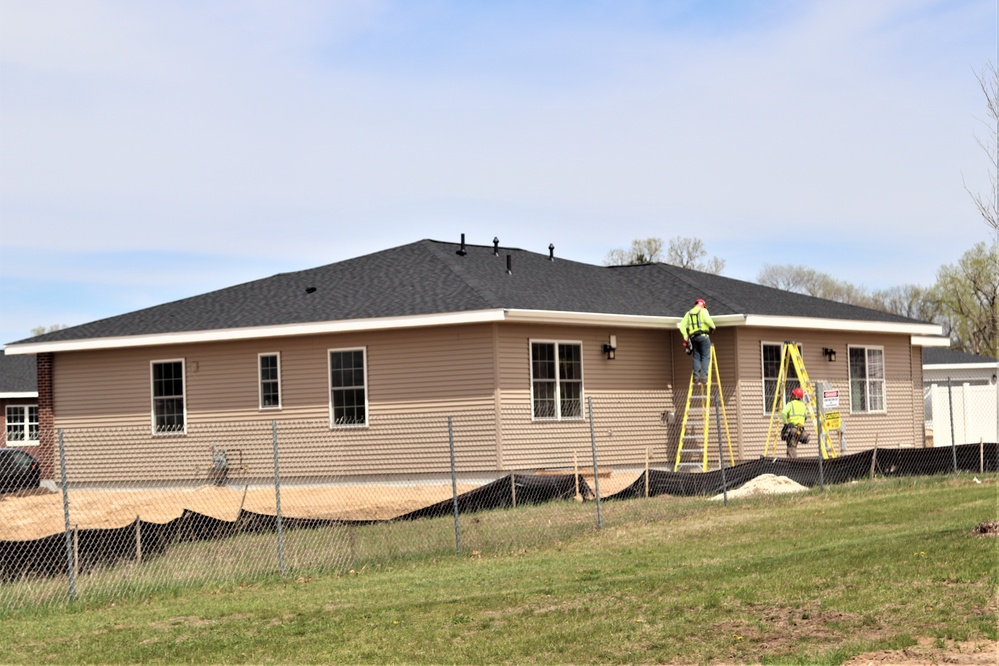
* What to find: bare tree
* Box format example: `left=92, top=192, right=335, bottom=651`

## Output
left=966, top=61, right=999, bottom=237
left=665, top=237, right=725, bottom=274
left=605, top=236, right=725, bottom=273
left=31, top=324, right=67, bottom=336
left=604, top=237, right=665, bottom=265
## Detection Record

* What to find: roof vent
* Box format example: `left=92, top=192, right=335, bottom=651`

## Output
left=493, top=237, right=500, bottom=256
left=548, top=243, right=555, bottom=261
left=506, top=254, right=512, bottom=275
left=456, top=233, right=467, bottom=256
left=305, top=287, right=317, bottom=294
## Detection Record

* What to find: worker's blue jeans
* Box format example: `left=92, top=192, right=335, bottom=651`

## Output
left=691, top=334, right=711, bottom=380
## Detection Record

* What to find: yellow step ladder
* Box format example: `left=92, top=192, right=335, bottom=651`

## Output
left=673, top=345, right=736, bottom=472
left=764, top=342, right=838, bottom=458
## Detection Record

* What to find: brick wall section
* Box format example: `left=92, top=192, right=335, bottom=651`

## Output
left=37, top=352, right=54, bottom=480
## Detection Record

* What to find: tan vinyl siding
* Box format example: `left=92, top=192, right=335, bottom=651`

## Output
left=733, top=329, right=922, bottom=457
left=53, top=325, right=499, bottom=483
left=495, top=324, right=675, bottom=470
left=47, top=320, right=925, bottom=484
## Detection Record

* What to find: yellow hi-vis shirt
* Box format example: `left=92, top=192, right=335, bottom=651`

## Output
left=781, top=399, right=806, bottom=427
left=679, top=305, right=715, bottom=339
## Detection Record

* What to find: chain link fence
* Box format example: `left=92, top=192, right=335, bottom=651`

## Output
left=2, top=391, right=996, bottom=614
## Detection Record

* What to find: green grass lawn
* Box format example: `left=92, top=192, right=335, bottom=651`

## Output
left=2, top=474, right=996, bottom=664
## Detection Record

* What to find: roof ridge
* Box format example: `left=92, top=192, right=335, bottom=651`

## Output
left=420, top=240, right=501, bottom=308
left=652, top=263, right=742, bottom=313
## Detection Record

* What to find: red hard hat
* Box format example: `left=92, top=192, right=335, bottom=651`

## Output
left=791, top=387, right=804, bottom=399
left=695, top=298, right=706, bottom=306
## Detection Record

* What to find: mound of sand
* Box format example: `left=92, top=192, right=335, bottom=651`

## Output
left=710, top=473, right=809, bottom=501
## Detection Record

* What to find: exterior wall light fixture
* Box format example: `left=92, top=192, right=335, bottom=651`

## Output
left=603, top=335, right=617, bottom=360
left=823, top=347, right=837, bottom=362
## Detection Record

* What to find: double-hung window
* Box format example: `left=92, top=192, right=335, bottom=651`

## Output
left=330, top=348, right=367, bottom=427
left=259, top=353, right=281, bottom=409
left=761, top=342, right=801, bottom=412
left=849, top=346, right=885, bottom=413
left=151, top=360, right=186, bottom=434
left=5, top=405, right=39, bottom=445
left=531, top=341, right=583, bottom=420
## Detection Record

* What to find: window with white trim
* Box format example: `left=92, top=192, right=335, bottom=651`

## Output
left=761, top=342, right=801, bottom=412
left=5, top=405, right=39, bottom=445
left=330, top=348, right=367, bottom=427
left=151, top=360, right=186, bottom=434
left=849, top=346, right=885, bottom=413
left=259, top=353, right=281, bottom=409
left=531, top=341, right=583, bottom=420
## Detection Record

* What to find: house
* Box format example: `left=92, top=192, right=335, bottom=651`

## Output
left=922, top=348, right=998, bottom=446
left=0, top=350, right=39, bottom=450
left=2, top=237, right=945, bottom=483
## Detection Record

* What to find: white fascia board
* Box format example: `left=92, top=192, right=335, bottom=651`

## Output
left=924, top=362, right=999, bottom=371
left=0, top=392, right=38, bottom=398
left=742, top=315, right=942, bottom=337
left=502, top=309, right=681, bottom=328
left=3, top=309, right=510, bottom=355
left=911, top=336, right=952, bottom=347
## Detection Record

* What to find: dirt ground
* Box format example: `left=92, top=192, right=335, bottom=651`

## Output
left=0, top=471, right=640, bottom=541
left=839, top=638, right=998, bottom=665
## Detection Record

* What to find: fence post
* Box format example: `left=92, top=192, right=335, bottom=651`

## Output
left=816, top=390, right=825, bottom=492
left=947, top=378, right=957, bottom=473
left=135, top=516, right=142, bottom=564
left=271, top=420, right=285, bottom=577
left=57, top=428, right=76, bottom=602
left=587, top=397, right=603, bottom=529
left=715, top=404, right=729, bottom=505
left=448, top=416, right=461, bottom=555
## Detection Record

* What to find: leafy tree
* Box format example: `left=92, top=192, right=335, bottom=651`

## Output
left=604, top=236, right=725, bottom=274
left=928, top=242, right=998, bottom=357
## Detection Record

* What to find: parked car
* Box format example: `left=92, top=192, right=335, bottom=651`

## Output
left=0, top=449, right=41, bottom=492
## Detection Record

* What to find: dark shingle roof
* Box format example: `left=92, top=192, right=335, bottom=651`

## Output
left=0, top=351, right=37, bottom=393
left=923, top=348, right=997, bottom=365
left=11, top=239, right=930, bottom=346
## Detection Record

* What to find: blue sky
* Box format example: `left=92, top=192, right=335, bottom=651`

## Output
left=1, top=0, right=995, bottom=345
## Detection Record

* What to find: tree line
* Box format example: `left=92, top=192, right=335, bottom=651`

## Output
left=603, top=235, right=996, bottom=359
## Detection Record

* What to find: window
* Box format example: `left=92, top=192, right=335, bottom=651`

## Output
left=531, top=341, right=583, bottom=420
left=761, top=342, right=801, bottom=412
left=330, top=348, right=367, bottom=427
left=259, top=353, right=281, bottom=409
left=151, top=360, right=186, bottom=434
left=5, top=405, right=39, bottom=445
left=849, top=346, right=885, bottom=413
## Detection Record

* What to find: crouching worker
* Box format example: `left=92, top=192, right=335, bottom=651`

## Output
left=780, top=387, right=810, bottom=458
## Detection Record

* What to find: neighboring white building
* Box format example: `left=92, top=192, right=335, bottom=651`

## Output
left=923, top=348, right=999, bottom=446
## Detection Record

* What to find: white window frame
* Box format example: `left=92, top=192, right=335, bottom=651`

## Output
left=5, top=405, right=39, bottom=446
left=529, top=339, right=585, bottom=421
left=328, top=347, right=368, bottom=428
left=760, top=341, right=802, bottom=414
left=258, top=352, right=282, bottom=410
left=150, top=359, right=187, bottom=435
left=848, top=345, right=886, bottom=414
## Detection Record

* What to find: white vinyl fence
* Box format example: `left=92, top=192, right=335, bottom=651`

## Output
left=926, top=380, right=999, bottom=446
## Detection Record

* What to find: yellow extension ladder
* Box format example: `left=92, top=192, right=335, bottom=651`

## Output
left=673, top=345, right=736, bottom=472
left=763, top=342, right=838, bottom=458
